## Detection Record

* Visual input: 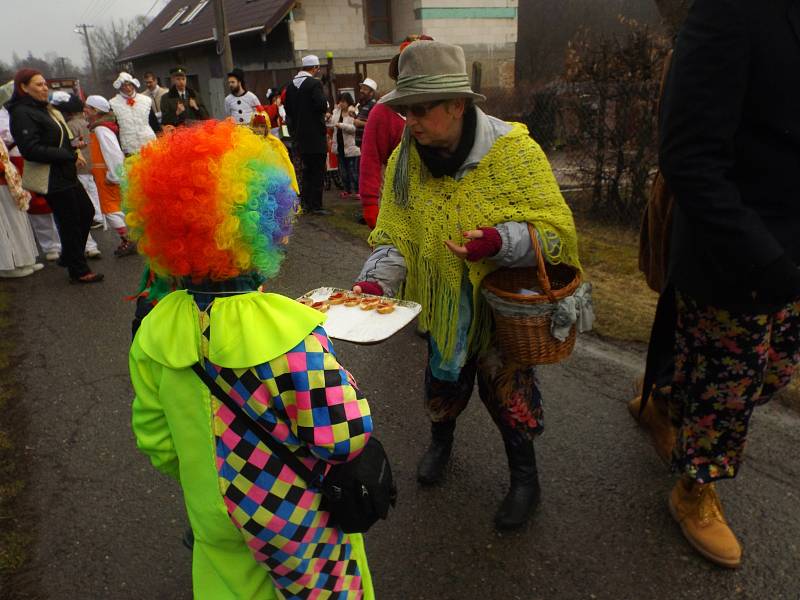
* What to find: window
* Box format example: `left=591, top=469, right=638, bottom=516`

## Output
left=182, top=0, right=209, bottom=24
left=162, top=5, right=189, bottom=30
left=365, top=0, right=392, bottom=45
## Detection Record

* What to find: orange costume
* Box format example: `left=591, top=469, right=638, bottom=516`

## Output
left=89, top=124, right=122, bottom=214
left=85, top=112, right=136, bottom=256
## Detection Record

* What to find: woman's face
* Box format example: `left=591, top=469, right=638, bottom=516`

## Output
left=338, top=99, right=348, bottom=111
left=22, top=75, right=49, bottom=103
left=120, top=82, right=136, bottom=96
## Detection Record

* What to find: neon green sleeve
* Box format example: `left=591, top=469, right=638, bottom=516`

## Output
left=129, top=341, right=180, bottom=481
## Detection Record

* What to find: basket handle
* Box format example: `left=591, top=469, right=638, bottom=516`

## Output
left=528, top=223, right=557, bottom=303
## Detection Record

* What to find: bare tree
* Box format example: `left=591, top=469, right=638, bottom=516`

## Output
left=87, top=16, right=149, bottom=93
left=0, top=52, right=82, bottom=82
left=653, top=0, right=692, bottom=35
left=516, top=0, right=662, bottom=85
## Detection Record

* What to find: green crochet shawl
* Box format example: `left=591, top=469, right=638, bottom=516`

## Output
left=369, top=122, right=581, bottom=360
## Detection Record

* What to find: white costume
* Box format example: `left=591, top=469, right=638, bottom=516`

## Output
left=0, top=107, right=39, bottom=276
left=224, top=90, right=260, bottom=124
left=1, top=105, right=97, bottom=260
left=109, top=73, right=156, bottom=155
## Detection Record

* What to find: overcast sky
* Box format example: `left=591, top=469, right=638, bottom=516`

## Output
left=0, top=0, right=171, bottom=66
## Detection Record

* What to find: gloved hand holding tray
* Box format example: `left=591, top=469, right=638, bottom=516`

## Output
left=297, top=287, right=421, bottom=344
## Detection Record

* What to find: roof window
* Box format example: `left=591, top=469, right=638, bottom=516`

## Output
left=182, top=0, right=210, bottom=24
left=162, top=5, right=189, bottom=30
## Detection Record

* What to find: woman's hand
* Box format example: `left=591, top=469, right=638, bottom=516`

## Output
left=444, top=227, right=502, bottom=261
left=75, top=153, right=87, bottom=169
left=352, top=281, right=384, bottom=296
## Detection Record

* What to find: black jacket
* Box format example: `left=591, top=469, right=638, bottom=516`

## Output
left=5, top=95, right=78, bottom=194
left=284, top=75, right=327, bottom=155
left=160, top=86, right=209, bottom=127
left=659, top=0, right=800, bottom=311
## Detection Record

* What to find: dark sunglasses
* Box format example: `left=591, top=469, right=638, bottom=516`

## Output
left=394, top=100, right=444, bottom=118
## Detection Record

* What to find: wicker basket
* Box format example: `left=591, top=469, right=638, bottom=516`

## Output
left=481, top=224, right=581, bottom=365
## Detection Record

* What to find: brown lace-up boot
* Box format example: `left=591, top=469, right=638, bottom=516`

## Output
left=669, top=477, right=742, bottom=568
left=628, top=386, right=676, bottom=464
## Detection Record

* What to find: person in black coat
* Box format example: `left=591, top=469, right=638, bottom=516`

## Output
left=5, top=69, right=102, bottom=284
left=160, top=66, right=210, bottom=128
left=653, top=0, right=800, bottom=568
left=283, top=55, right=329, bottom=215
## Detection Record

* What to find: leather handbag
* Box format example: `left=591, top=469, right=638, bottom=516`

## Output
left=191, top=362, right=397, bottom=534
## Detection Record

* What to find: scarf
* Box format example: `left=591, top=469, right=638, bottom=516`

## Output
left=369, top=122, right=581, bottom=360
left=89, top=113, right=119, bottom=136
left=415, top=105, right=477, bottom=178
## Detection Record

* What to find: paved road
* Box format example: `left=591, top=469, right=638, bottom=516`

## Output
left=5, top=212, right=800, bottom=600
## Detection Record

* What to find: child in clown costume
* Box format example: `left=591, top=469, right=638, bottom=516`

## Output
left=126, top=120, right=374, bottom=599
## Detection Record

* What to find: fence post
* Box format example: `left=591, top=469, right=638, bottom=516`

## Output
left=472, top=61, right=482, bottom=95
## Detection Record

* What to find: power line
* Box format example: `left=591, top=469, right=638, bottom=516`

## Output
left=79, top=0, right=105, bottom=23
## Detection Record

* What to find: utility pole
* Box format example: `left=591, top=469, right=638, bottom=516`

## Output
left=212, top=0, right=234, bottom=74
left=75, top=24, right=99, bottom=89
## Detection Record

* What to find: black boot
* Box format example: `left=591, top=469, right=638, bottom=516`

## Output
left=494, top=437, right=541, bottom=530
left=417, top=420, right=456, bottom=485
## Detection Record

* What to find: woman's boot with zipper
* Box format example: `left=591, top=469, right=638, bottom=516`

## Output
left=494, top=435, right=541, bottom=530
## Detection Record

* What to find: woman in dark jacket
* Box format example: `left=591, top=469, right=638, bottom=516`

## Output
left=5, top=69, right=102, bottom=283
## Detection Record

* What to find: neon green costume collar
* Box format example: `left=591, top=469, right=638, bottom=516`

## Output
left=135, top=290, right=326, bottom=369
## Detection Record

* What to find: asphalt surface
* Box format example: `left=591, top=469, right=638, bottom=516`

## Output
left=4, top=208, right=800, bottom=600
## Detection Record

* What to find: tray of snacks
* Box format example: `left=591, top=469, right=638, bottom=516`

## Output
left=297, top=287, right=422, bottom=344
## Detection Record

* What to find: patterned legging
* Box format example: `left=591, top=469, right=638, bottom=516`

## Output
left=425, top=345, right=544, bottom=442
left=671, top=292, right=800, bottom=482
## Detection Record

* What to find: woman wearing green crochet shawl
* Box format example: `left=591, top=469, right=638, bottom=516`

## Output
left=354, top=41, right=582, bottom=531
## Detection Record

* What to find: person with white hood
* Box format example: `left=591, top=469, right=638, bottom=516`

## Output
left=108, top=72, right=159, bottom=156
left=283, top=55, right=329, bottom=214
left=50, top=91, right=104, bottom=230
left=84, top=95, right=136, bottom=257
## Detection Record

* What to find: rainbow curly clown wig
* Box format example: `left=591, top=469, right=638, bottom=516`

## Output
left=123, top=120, right=298, bottom=281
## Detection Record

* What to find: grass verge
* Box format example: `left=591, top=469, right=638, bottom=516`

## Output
left=0, top=289, right=39, bottom=599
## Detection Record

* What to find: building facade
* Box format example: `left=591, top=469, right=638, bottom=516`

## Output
left=119, top=0, right=518, bottom=117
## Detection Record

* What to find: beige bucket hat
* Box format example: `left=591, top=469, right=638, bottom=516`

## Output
left=379, top=40, right=486, bottom=106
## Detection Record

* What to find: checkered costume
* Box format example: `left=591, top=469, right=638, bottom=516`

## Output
left=202, top=312, right=372, bottom=597
left=130, top=290, right=375, bottom=599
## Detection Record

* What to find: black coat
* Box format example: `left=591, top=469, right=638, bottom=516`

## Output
left=160, top=85, right=210, bottom=127
left=6, top=95, right=78, bottom=194
left=284, top=75, right=327, bottom=155
left=659, top=0, right=800, bottom=311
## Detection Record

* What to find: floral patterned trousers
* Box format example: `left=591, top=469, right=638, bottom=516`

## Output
left=671, top=292, right=800, bottom=483
left=425, top=346, right=544, bottom=442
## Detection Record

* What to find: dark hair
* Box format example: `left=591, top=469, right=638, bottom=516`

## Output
left=143, top=71, right=156, bottom=79
left=12, top=68, right=44, bottom=100
left=228, top=68, right=245, bottom=83
left=336, top=92, right=355, bottom=106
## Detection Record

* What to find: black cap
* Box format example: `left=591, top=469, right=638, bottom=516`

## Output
left=170, top=66, right=187, bottom=76
left=52, top=94, right=84, bottom=115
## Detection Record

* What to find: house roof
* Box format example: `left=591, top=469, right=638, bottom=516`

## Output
left=118, top=0, right=295, bottom=61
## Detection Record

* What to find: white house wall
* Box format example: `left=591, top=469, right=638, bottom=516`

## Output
left=287, top=0, right=517, bottom=87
